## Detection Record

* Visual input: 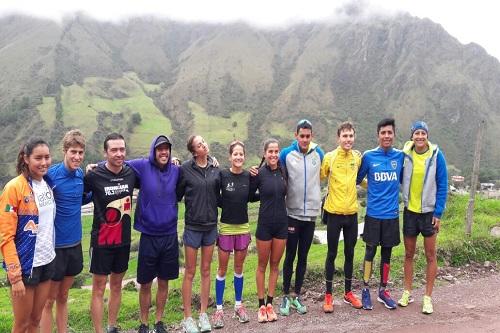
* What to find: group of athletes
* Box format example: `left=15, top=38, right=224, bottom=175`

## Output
left=0, top=117, right=448, bottom=333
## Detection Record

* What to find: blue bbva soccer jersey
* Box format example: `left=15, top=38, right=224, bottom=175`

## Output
left=356, top=147, right=404, bottom=219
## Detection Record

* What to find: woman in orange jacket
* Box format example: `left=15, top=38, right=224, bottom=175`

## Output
left=0, top=138, right=56, bottom=333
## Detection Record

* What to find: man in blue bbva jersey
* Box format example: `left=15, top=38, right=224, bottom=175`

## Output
left=356, top=118, right=404, bottom=311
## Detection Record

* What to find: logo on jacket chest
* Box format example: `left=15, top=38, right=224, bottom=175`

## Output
left=374, top=172, right=398, bottom=182
left=226, top=182, right=235, bottom=192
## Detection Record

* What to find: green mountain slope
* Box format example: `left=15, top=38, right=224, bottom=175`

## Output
left=0, top=14, right=499, bottom=183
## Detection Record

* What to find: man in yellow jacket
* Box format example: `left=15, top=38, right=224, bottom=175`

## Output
left=320, top=121, right=363, bottom=312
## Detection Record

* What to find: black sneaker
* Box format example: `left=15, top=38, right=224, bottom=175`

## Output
left=137, top=323, right=149, bottom=333
left=154, top=321, right=168, bottom=333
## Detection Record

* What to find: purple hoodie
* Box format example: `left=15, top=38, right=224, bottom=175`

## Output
left=127, top=135, right=179, bottom=236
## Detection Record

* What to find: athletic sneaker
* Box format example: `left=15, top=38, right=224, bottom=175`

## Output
left=137, top=323, right=149, bottom=333
left=291, top=296, right=307, bottom=314
left=211, top=309, right=224, bottom=329
left=361, top=288, right=373, bottom=310
left=234, top=305, right=250, bottom=323
left=107, top=326, right=120, bottom=333
left=153, top=321, right=167, bottom=333
left=343, top=291, right=363, bottom=309
left=266, top=304, right=278, bottom=322
left=258, top=305, right=267, bottom=323
left=377, top=288, right=397, bottom=309
left=422, top=295, right=433, bottom=314
left=198, top=313, right=212, bottom=332
left=182, top=317, right=200, bottom=333
left=398, top=290, right=414, bottom=307
left=279, top=296, right=290, bottom=316
left=323, top=293, right=334, bottom=313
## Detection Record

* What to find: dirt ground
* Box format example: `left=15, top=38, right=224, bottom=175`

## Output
left=169, top=267, right=500, bottom=333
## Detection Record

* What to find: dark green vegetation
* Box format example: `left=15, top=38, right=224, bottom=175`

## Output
left=1, top=14, right=500, bottom=185
left=0, top=195, right=499, bottom=331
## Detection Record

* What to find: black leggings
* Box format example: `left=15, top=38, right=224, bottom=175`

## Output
left=282, top=218, right=316, bottom=295
left=364, top=245, right=392, bottom=287
left=324, top=213, right=358, bottom=293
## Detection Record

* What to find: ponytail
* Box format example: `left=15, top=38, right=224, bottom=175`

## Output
left=16, top=138, right=49, bottom=176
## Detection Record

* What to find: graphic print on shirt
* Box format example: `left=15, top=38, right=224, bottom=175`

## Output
left=98, top=196, right=131, bottom=246
left=373, top=160, right=399, bottom=182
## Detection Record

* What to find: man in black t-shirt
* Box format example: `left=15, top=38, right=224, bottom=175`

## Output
left=84, top=133, right=137, bottom=333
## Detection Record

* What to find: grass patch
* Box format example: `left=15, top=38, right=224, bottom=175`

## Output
left=37, top=96, right=56, bottom=127
left=36, top=73, right=172, bottom=157
left=189, top=101, right=250, bottom=144
left=1, top=195, right=499, bottom=331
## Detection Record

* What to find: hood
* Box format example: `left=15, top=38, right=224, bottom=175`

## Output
left=292, top=140, right=319, bottom=155
left=149, top=135, right=172, bottom=170
left=403, top=140, right=438, bottom=155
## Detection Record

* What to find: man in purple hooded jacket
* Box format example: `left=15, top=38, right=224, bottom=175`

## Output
left=126, top=135, right=179, bottom=333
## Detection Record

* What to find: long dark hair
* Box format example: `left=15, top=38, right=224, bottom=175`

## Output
left=258, top=138, right=287, bottom=188
left=16, top=137, right=49, bottom=176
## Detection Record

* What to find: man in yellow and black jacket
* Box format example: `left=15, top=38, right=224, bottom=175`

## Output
left=320, top=121, right=363, bottom=312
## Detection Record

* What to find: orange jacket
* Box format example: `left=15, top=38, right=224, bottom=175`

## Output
left=0, top=175, right=42, bottom=283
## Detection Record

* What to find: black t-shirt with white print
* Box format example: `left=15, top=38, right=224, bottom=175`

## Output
left=84, top=164, right=137, bottom=248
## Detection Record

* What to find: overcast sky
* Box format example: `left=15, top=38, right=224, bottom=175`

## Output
left=1, top=0, right=499, bottom=61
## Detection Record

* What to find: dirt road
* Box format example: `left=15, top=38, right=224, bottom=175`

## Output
left=197, top=272, right=500, bottom=333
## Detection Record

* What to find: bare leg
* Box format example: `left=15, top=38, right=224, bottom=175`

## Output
left=423, top=234, right=438, bottom=296
left=91, top=274, right=108, bottom=333
left=200, top=244, right=215, bottom=313
left=182, top=246, right=198, bottom=318
left=139, top=281, right=152, bottom=324
left=11, top=286, right=35, bottom=333
left=256, top=239, right=272, bottom=299
left=155, top=279, right=169, bottom=323
left=28, top=280, right=52, bottom=333
left=108, top=271, right=126, bottom=327
left=55, top=276, right=75, bottom=332
left=403, top=236, right=417, bottom=292
left=268, top=238, right=286, bottom=298
left=40, top=281, right=60, bottom=333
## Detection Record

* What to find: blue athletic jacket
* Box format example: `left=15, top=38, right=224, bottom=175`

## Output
left=356, top=147, right=404, bottom=219
left=127, top=135, right=179, bottom=236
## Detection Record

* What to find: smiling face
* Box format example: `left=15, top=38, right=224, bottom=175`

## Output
left=155, top=143, right=171, bottom=167
left=63, top=144, right=85, bottom=171
left=295, top=128, right=312, bottom=153
left=25, top=144, right=51, bottom=181
left=264, top=142, right=280, bottom=169
left=412, top=129, right=429, bottom=152
left=229, top=144, right=245, bottom=170
left=104, top=139, right=126, bottom=169
left=378, top=124, right=395, bottom=150
left=191, top=135, right=209, bottom=157
left=338, top=128, right=355, bottom=151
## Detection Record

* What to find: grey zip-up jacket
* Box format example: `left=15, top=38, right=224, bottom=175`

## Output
left=279, top=140, right=324, bottom=219
left=402, top=141, right=448, bottom=218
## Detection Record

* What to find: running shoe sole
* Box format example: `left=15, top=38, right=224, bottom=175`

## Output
left=343, top=298, right=362, bottom=309
left=377, top=297, right=397, bottom=310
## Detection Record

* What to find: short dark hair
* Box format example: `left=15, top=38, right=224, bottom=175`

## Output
left=337, top=121, right=356, bottom=137
left=104, top=133, right=125, bottom=151
left=296, top=119, right=312, bottom=133
left=377, top=118, right=396, bottom=134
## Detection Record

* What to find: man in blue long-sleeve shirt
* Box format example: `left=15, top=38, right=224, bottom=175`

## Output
left=356, top=118, right=404, bottom=311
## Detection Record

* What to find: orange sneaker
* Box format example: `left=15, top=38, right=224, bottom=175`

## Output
left=258, top=305, right=267, bottom=323
left=266, top=304, right=277, bottom=322
left=323, top=293, right=334, bottom=313
left=344, top=291, right=363, bottom=309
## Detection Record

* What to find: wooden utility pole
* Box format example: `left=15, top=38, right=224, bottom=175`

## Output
left=465, top=120, right=485, bottom=235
